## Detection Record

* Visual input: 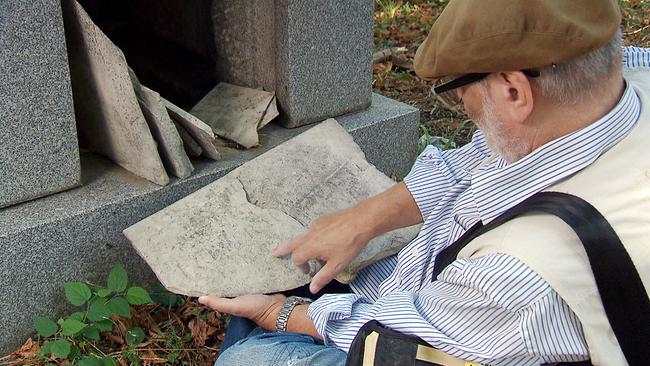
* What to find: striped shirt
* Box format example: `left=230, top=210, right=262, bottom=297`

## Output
left=308, top=47, right=650, bottom=365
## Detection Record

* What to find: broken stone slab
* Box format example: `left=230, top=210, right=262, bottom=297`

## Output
left=123, top=119, right=420, bottom=297
left=174, top=121, right=203, bottom=157
left=61, top=0, right=169, bottom=185
left=132, top=82, right=194, bottom=179
left=163, top=97, right=221, bottom=160
left=190, top=83, right=274, bottom=148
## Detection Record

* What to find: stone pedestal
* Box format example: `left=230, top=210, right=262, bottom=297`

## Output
left=0, top=0, right=80, bottom=208
left=0, top=94, right=418, bottom=355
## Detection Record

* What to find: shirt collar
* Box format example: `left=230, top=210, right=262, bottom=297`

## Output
left=471, top=82, right=642, bottom=224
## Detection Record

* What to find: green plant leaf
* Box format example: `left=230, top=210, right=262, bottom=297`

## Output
left=60, top=318, right=87, bottom=336
left=107, top=297, right=131, bottom=318
left=64, top=282, right=92, bottom=306
left=69, top=311, right=86, bottom=321
left=102, top=356, right=117, bottom=366
left=126, top=327, right=146, bottom=345
left=107, top=264, right=128, bottom=292
left=81, top=325, right=100, bottom=340
left=78, top=356, right=102, bottom=366
left=38, top=341, right=52, bottom=357
left=95, top=319, right=113, bottom=332
left=96, top=288, right=113, bottom=298
left=87, top=301, right=112, bottom=322
left=125, top=287, right=153, bottom=305
left=50, top=339, right=71, bottom=358
left=33, top=316, right=58, bottom=338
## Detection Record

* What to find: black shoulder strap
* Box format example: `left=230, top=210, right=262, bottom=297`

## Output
left=432, top=191, right=650, bottom=366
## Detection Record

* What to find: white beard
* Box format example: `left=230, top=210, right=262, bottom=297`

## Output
left=476, top=88, right=532, bottom=163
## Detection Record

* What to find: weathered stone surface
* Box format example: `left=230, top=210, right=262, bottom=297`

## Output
left=164, top=98, right=221, bottom=160
left=0, top=0, right=80, bottom=208
left=133, top=83, right=194, bottom=179
left=124, top=119, right=419, bottom=297
left=191, top=83, right=274, bottom=148
left=62, top=0, right=168, bottom=185
left=174, top=121, right=203, bottom=157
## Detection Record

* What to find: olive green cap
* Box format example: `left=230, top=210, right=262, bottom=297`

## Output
left=414, top=0, right=621, bottom=80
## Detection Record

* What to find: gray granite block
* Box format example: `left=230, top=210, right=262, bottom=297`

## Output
left=274, top=0, right=374, bottom=128
left=0, top=94, right=417, bottom=355
left=0, top=0, right=80, bottom=208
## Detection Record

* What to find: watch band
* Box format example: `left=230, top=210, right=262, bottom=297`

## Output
left=275, top=296, right=313, bottom=333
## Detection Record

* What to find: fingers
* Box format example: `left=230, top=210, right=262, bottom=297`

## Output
left=272, top=234, right=303, bottom=257
left=309, top=262, right=342, bottom=294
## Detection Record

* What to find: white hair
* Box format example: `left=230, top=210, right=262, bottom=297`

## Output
left=531, top=29, right=623, bottom=105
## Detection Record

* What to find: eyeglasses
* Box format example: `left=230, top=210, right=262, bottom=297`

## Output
left=432, top=69, right=541, bottom=108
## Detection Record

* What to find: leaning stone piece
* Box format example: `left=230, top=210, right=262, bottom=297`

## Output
left=61, top=0, right=169, bottom=185
left=132, top=82, right=194, bottom=179
left=190, top=83, right=274, bottom=148
left=163, top=98, right=221, bottom=160
left=124, top=119, right=420, bottom=297
left=258, top=96, right=279, bottom=130
left=174, top=121, right=203, bottom=157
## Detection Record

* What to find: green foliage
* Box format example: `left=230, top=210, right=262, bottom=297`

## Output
left=33, top=264, right=154, bottom=363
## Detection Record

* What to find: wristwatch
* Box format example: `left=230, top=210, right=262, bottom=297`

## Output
left=275, top=296, right=313, bottom=333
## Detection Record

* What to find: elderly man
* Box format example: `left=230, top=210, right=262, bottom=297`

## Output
left=200, top=0, right=650, bottom=365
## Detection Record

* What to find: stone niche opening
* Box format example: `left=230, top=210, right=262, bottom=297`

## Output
left=78, top=0, right=217, bottom=110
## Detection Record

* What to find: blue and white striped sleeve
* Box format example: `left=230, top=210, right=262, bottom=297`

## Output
left=623, top=46, right=650, bottom=69
left=308, top=254, right=589, bottom=364
left=403, top=130, right=491, bottom=219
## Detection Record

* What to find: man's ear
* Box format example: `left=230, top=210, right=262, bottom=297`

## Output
left=489, top=71, right=534, bottom=124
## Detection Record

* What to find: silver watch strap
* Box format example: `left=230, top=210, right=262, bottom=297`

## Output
left=275, top=296, right=313, bottom=333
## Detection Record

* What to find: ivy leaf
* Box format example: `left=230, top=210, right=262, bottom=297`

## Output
left=60, top=318, right=87, bottom=336
left=78, top=356, right=102, bottom=366
left=69, top=311, right=86, bottom=321
left=125, top=287, right=153, bottom=305
left=102, top=356, right=118, bottom=366
left=81, top=325, right=100, bottom=340
left=126, top=327, right=146, bottom=345
left=87, top=301, right=112, bottom=322
left=38, top=341, right=52, bottom=357
left=50, top=339, right=71, bottom=358
left=33, top=317, right=58, bottom=338
left=95, top=319, right=113, bottom=332
left=107, top=264, right=128, bottom=293
left=96, top=288, right=113, bottom=298
left=64, top=282, right=92, bottom=306
left=107, top=297, right=131, bottom=318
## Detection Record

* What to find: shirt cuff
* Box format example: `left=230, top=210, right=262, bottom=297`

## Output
left=308, top=293, right=369, bottom=345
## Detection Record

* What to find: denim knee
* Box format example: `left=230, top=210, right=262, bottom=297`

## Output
left=215, top=332, right=346, bottom=366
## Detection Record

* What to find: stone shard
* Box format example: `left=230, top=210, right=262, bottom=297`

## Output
left=124, top=119, right=420, bottom=297
left=258, top=96, right=279, bottom=130
left=61, top=0, right=169, bottom=185
left=132, top=82, right=194, bottom=179
left=190, top=83, right=274, bottom=148
left=163, top=98, right=221, bottom=160
left=174, top=121, right=203, bottom=157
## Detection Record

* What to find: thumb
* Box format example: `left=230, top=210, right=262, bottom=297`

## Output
left=199, top=296, right=240, bottom=315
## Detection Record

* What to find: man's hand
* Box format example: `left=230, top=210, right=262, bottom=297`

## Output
left=273, top=182, right=423, bottom=294
left=198, top=294, right=285, bottom=331
left=273, top=207, right=373, bottom=294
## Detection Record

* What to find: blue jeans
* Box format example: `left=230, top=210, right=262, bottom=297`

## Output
left=216, top=320, right=347, bottom=366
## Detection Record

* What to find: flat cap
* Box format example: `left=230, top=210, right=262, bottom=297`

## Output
left=414, top=0, right=621, bottom=80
